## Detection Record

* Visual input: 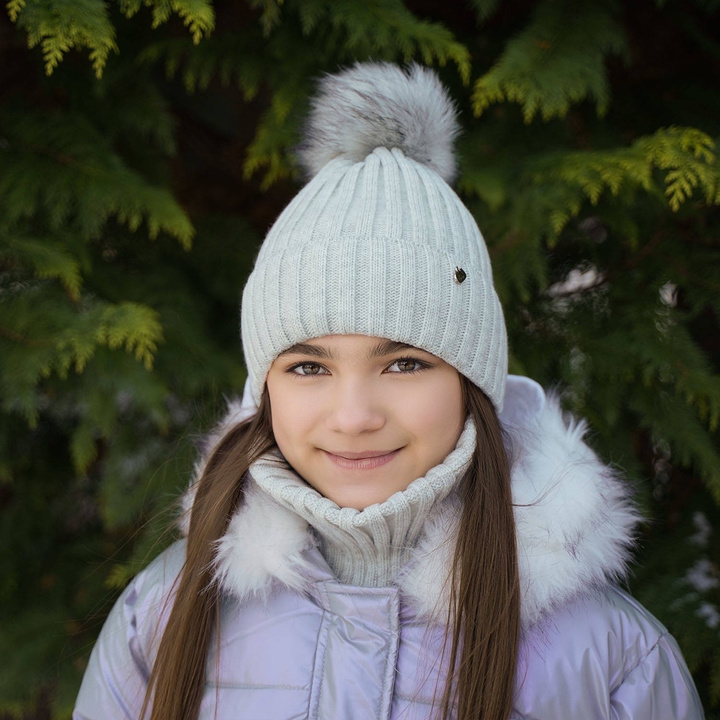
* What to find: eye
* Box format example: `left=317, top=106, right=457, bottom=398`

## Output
left=288, top=362, right=328, bottom=376
left=386, top=357, right=429, bottom=374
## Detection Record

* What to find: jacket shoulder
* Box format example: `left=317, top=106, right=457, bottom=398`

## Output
left=120, top=539, right=187, bottom=659
left=515, top=588, right=705, bottom=719
left=133, top=539, right=187, bottom=602
left=73, top=540, right=186, bottom=720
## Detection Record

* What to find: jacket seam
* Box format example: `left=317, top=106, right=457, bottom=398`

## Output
left=612, top=634, right=664, bottom=693
left=307, top=587, right=331, bottom=719
left=379, top=593, right=400, bottom=719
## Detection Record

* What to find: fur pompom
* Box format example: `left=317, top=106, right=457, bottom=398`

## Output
left=298, top=62, right=459, bottom=183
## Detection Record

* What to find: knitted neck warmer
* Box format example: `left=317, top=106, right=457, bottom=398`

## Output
left=248, top=418, right=476, bottom=587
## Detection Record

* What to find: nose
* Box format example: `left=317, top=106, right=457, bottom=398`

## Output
left=325, top=379, right=386, bottom=435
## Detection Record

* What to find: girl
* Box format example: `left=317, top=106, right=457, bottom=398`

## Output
left=74, top=63, right=704, bottom=720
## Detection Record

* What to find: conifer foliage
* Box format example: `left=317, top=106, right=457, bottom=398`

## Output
left=2, top=0, right=719, bottom=716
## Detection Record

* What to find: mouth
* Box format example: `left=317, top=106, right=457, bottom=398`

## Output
left=322, top=448, right=401, bottom=470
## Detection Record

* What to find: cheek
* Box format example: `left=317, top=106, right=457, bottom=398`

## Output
left=266, top=383, right=301, bottom=457
left=266, top=384, right=322, bottom=471
left=269, top=407, right=293, bottom=456
left=403, top=374, right=465, bottom=447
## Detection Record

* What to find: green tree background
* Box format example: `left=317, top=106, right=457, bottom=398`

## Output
left=1, top=0, right=719, bottom=717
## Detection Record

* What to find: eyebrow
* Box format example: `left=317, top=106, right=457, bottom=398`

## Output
left=367, top=339, right=415, bottom=359
left=279, top=342, right=334, bottom=359
left=278, top=339, right=417, bottom=361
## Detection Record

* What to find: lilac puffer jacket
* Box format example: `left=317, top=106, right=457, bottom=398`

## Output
left=74, top=539, right=703, bottom=720
left=74, top=377, right=705, bottom=719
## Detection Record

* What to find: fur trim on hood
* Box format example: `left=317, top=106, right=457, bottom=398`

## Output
left=181, top=376, right=639, bottom=629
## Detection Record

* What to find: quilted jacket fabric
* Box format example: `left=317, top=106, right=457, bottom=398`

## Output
left=74, top=539, right=703, bottom=720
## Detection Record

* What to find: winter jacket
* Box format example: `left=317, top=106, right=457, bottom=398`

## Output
left=73, top=376, right=705, bottom=720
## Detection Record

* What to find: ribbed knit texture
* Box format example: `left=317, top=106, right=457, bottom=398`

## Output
left=241, top=145, right=508, bottom=411
left=248, top=417, right=475, bottom=587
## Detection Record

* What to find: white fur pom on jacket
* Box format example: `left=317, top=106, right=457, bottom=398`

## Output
left=74, top=376, right=705, bottom=720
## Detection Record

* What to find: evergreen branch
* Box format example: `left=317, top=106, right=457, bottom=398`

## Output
left=472, top=0, right=627, bottom=121
left=247, top=0, right=284, bottom=35
left=469, top=0, right=501, bottom=21
left=3, top=235, right=84, bottom=300
left=457, top=165, right=508, bottom=211
left=243, top=79, right=309, bottom=187
left=0, top=292, right=163, bottom=428
left=585, top=305, right=720, bottom=501
left=96, top=302, right=163, bottom=369
left=9, top=0, right=214, bottom=76
left=93, top=73, right=177, bottom=153
left=647, top=308, right=720, bottom=435
left=0, top=110, right=194, bottom=246
left=105, top=563, right=135, bottom=589
left=526, top=127, right=720, bottom=239
left=70, top=421, right=98, bottom=473
left=42, top=301, right=164, bottom=374
left=654, top=397, right=720, bottom=503
left=0, top=324, right=50, bottom=347
left=635, top=127, right=720, bottom=211
left=118, top=0, right=143, bottom=16
left=145, top=0, right=215, bottom=44
left=290, top=0, right=471, bottom=81
left=12, top=0, right=118, bottom=78
left=140, top=32, right=267, bottom=96
left=6, top=0, right=25, bottom=22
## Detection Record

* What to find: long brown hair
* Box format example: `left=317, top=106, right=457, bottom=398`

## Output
left=144, top=376, right=519, bottom=720
left=438, top=377, right=519, bottom=719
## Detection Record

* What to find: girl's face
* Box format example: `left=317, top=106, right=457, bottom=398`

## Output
left=265, top=334, right=465, bottom=510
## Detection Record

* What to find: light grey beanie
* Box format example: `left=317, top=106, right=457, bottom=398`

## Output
left=241, top=62, right=508, bottom=410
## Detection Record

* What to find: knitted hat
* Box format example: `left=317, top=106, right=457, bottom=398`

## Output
left=241, top=62, right=508, bottom=410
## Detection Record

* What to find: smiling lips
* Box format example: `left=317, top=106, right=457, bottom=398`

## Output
left=323, top=448, right=401, bottom=470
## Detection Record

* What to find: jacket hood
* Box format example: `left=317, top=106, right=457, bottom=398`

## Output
left=181, top=376, right=639, bottom=629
